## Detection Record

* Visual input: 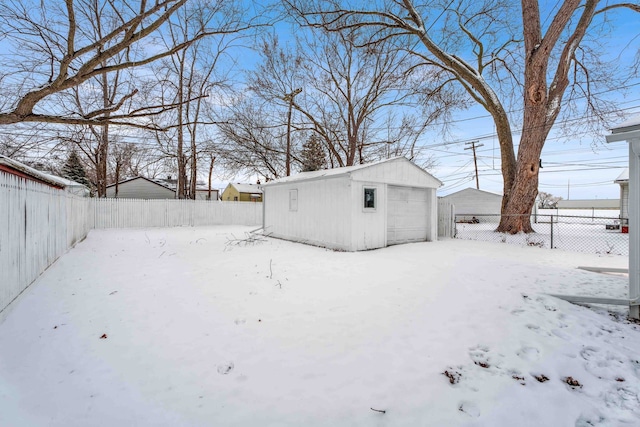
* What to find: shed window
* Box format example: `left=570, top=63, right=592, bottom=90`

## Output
left=364, top=187, right=376, bottom=210
left=289, top=189, right=298, bottom=212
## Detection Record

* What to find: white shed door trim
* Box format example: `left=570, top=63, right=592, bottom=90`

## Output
left=387, top=185, right=429, bottom=245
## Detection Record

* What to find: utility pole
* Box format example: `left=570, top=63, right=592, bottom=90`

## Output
left=464, top=140, right=484, bottom=189
left=283, top=88, right=302, bottom=176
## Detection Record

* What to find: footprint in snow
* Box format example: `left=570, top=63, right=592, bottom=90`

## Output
left=217, top=361, right=234, bottom=375
left=580, top=346, right=600, bottom=361
left=458, top=401, right=480, bottom=418
left=516, top=346, right=540, bottom=362
left=603, top=387, right=640, bottom=412
left=575, top=413, right=606, bottom=427
left=469, top=345, right=492, bottom=369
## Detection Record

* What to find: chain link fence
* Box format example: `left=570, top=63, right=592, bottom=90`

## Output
left=454, top=214, right=629, bottom=256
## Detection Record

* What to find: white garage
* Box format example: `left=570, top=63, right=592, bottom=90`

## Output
left=440, top=188, right=503, bottom=222
left=261, top=157, right=442, bottom=251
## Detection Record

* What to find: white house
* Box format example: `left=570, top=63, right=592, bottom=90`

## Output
left=106, top=176, right=176, bottom=199
left=606, top=116, right=640, bottom=319
left=261, top=157, right=442, bottom=251
left=440, top=188, right=502, bottom=222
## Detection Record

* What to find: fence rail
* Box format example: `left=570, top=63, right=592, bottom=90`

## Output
left=1, top=175, right=264, bottom=315
left=454, top=214, right=629, bottom=256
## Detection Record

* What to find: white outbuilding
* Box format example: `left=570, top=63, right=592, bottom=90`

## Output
left=440, top=188, right=503, bottom=222
left=261, top=157, right=442, bottom=251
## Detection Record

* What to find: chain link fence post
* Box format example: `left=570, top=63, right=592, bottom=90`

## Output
left=550, top=214, right=554, bottom=249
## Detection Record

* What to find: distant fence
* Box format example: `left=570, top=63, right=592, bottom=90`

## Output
left=92, top=198, right=262, bottom=228
left=437, top=199, right=455, bottom=238
left=0, top=174, right=92, bottom=315
left=454, top=213, right=629, bottom=256
left=1, top=175, right=264, bottom=315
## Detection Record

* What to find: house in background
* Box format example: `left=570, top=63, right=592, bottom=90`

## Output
left=440, top=188, right=502, bottom=222
left=194, top=187, right=219, bottom=201
left=105, top=176, right=176, bottom=199
left=555, top=199, right=619, bottom=210
left=221, top=183, right=263, bottom=202
left=615, top=168, right=629, bottom=222
left=261, top=157, right=441, bottom=252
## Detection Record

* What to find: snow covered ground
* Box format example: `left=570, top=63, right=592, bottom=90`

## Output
left=0, top=226, right=638, bottom=427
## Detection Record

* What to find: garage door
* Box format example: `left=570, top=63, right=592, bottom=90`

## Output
left=387, top=186, right=429, bottom=245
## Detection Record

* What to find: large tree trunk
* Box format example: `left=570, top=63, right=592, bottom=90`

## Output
left=495, top=0, right=587, bottom=234
left=96, top=125, right=109, bottom=197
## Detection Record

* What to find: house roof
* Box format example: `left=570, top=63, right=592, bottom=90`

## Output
left=262, top=157, right=441, bottom=187
left=0, top=155, right=66, bottom=188
left=615, top=168, right=629, bottom=183
left=106, top=176, right=176, bottom=192
left=230, top=183, right=263, bottom=194
left=611, top=115, right=640, bottom=133
left=441, top=187, right=502, bottom=198
left=41, top=172, right=88, bottom=189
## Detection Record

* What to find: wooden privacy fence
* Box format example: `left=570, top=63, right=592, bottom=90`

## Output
left=438, top=199, right=455, bottom=238
left=0, top=174, right=92, bottom=315
left=92, top=198, right=263, bottom=229
left=1, top=176, right=263, bottom=315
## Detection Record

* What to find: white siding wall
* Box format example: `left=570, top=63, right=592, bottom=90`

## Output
left=442, top=189, right=502, bottom=222
left=426, top=188, right=438, bottom=242
left=106, top=178, right=175, bottom=199
left=264, top=177, right=353, bottom=251
left=621, top=183, right=629, bottom=221
left=351, top=158, right=441, bottom=188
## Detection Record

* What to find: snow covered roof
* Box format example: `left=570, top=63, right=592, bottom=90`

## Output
left=106, top=176, right=176, bottom=191
left=262, top=157, right=440, bottom=187
left=611, top=114, right=640, bottom=133
left=230, top=183, right=263, bottom=194
left=41, top=172, right=87, bottom=189
left=441, top=187, right=502, bottom=198
left=614, top=168, right=629, bottom=183
left=0, top=155, right=66, bottom=188
left=606, top=114, right=640, bottom=143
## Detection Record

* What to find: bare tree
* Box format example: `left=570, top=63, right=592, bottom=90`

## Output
left=216, top=96, right=291, bottom=179
left=286, top=0, right=640, bottom=233
left=147, top=0, right=250, bottom=198
left=537, top=191, right=562, bottom=209
left=250, top=31, right=454, bottom=168
left=0, top=1, right=205, bottom=127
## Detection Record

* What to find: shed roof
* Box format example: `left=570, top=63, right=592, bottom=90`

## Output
left=0, top=155, right=66, bottom=188
left=615, top=168, right=629, bottom=183
left=611, top=115, right=640, bottom=133
left=441, top=187, right=502, bottom=199
left=106, top=176, right=176, bottom=192
left=263, top=157, right=441, bottom=187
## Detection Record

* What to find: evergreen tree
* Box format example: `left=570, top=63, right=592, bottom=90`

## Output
left=300, top=134, right=325, bottom=172
left=61, top=151, right=90, bottom=187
